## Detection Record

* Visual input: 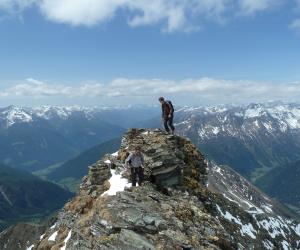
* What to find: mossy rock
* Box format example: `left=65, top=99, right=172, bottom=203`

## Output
left=98, top=234, right=116, bottom=244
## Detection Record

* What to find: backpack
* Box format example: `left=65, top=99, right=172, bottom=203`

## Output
left=166, top=100, right=174, bottom=112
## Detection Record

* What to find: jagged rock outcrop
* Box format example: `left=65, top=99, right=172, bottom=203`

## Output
left=118, top=128, right=207, bottom=188
left=26, top=129, right=300, bottom=249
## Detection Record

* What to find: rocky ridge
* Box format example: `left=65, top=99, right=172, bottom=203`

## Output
left=28, top=129, right=300, bottom=250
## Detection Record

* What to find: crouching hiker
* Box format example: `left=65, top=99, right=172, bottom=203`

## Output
left=125, top=146, right=144, bottom=187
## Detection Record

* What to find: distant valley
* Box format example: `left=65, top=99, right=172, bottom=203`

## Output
left=0, top=163, right=72, bottom=230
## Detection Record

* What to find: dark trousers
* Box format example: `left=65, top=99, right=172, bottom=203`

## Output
left=163, top=115, right=175, bottom=133
left=131, top=166, right=144, bottom=186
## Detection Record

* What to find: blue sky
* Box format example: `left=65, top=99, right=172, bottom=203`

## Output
left=1, top=0, right=300, bottom=106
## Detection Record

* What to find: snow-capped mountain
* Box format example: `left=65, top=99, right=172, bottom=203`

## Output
left=0, top=106, right=128, bottom=172
left=175, top=102, right=300, bottom=177
left=172, top=102, right=300, bottom=214
left=0, top=105, right=91, bottom=128
left=0, top=105, right=158, bottom=172
left=0, top=105, right=158, bottom=129
left=176, top=102, right=300, bottom=138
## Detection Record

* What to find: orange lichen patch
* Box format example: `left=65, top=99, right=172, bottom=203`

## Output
left=174, top=206, right=193, bottom=222
left=64, top=195, right=94, bottom=214
left=55, top=227, right=69, bottom=243
left=94, top=196, right=115, bottom=223
left=183, top=176, right=200, bottom=189
left=50, top=242, right=65, bottom=250
left=78, top=210, right=94, bottom=229
left=118, top=149, right=128, bottom=162
left=103, top=180, right=111, bottom=191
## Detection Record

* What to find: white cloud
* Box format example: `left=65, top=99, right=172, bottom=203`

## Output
left=0, top=0, right=35, bottom=13
left=38, top=0, right=232, bottom=32
left=1, top=77, right=300, bottom=105
left=39, top=0, right=123, bottom=27
left=0, top=0, right=286, bottom=32
left=238, top=0, right=282, bottom=15
left=290, top=18, right=300, bottom=31
left=4, top=79, right=70, bottom=97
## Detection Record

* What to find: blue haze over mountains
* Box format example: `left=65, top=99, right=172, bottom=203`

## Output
left=1, top=102, right=300, bottom=230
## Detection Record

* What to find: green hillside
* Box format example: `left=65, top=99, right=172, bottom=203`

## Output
left=0, top=164, right=73, bottom=230
left=45, top=138, right=121, bottom=192
left=255, top=160, right=300, bottom=210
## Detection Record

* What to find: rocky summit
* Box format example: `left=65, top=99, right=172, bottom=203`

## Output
left=26, top=129, right=300, bottom=250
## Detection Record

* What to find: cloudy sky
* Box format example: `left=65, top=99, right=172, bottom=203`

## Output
left=1, top=0, right=300, bottom=106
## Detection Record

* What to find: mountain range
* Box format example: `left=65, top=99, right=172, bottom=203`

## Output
left=0, top=105, right=158, bottom=172
left=170, top=102, right=300, bottom=211
left=3, top=129, right=299, bottom=250
left=1, top=102, right=300, bottom=233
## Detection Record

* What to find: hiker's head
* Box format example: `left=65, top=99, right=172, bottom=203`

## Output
left=134, top=146, right=141, bottom=153
left=158, top=97, right=165, bottom=104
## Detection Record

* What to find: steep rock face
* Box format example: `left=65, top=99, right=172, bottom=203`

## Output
left=28, top=129, right=300, bottom=250
left=207, top=162, right=300, bottom=249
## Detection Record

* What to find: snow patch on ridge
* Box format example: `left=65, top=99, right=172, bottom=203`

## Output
left=281, top=240, right=289, bottom=250
left=60, top=230, right=72, bottom=250
left=262, top=240, right=274, bottom=250
left=292, top=223, right=300, bottom=237
left=26, top=245, right=34, bottom=250
left=212, top=127, right=220, bottom=135
left=101, top=169, right=131, bottom=196
left=216, top=204, right=257, bottom=239
left=48, top=231, right=58, bottom=241
left=259, top=217, right=286, bottom=238
left=111, top=151, right=119, bottom=157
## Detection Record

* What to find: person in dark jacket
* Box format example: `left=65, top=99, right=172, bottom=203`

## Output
left=159, top=96, right=175, bottom=134
left=125, top=146, right=144, bottom=187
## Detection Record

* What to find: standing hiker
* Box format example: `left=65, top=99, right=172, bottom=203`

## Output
left=159, top=97, right=175, bottom=134
left=125, top=146, right=144, bottom=187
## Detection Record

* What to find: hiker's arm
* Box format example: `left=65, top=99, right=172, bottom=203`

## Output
left=161, top=105, right=164, bottom=118
left=125, top=153, right=132, bottom=166
left=141, top=154, right=144, bottom=164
